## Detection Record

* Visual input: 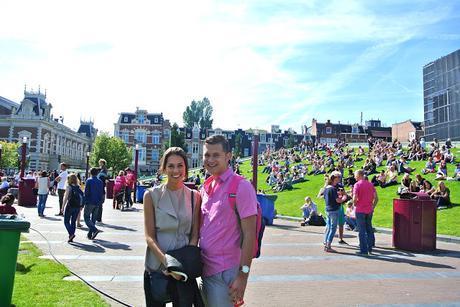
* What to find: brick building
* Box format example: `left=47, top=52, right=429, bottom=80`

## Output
left=0, top=89, right=97, bottom=170
left=392, top=120, right=424, bottom=142
left=114, top=108, right=171, bottom=173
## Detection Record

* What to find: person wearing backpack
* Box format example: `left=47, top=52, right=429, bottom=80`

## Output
left=84, top=168, right=105, bottom=240
left=199, top=135, right=258, bottom=307
left=62, top=173, right=84, bottom=243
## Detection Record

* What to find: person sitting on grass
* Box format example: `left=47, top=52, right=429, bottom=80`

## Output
left=398, top=173, right=412, bottom=195
left=420, top=180, right=435, bottom=195
left=435, top=160, right=448, bottom=180
left=415, top=174, right=426, bottom=189
left=382, top=164, right=398, bottom=188
left=0, top=193, right=17, bottom=215
left=431, top=181, right=451, bottom=209
left=410, top=180, right=420, bottom=192
left=447, top=163, right=460, bottom=181
left=344, top=169, right=357, bottom=187
left=344, top=202, right=357, bottom=231
left=397, top=157, right=416, bottom=174
left=371, top=170, right=387, bottom=187
left=422, top=157, right=436, bottom=174
left=300, top=196, right=318, bottom=225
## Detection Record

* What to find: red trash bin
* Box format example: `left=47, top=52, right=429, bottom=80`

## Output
left=393, top=193, right=436, bottom=252
left=18, top=178, right=37, bottom=207
left=106, top=179, right=115, bottom=199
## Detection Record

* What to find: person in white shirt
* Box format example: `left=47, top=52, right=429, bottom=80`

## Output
left=55, top=163, right=69, bottom=216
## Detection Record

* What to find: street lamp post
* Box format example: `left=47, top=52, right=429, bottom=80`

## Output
left=133, top=144, right=139, bottom=202
left=252, top=132, right=259, bottom=192
left=0, top=143, right=3, bottom=172
left=85, top=152, right=90, bottom=181
left=18, top=136, right=28, bottom=206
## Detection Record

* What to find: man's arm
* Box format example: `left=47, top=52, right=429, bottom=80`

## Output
left=229, top=215, right=256, bottom=304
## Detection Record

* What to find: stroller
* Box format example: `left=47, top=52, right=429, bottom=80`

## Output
left=114, top=187, right=128, bottom=211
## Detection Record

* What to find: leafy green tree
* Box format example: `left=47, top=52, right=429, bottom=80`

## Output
left=183, top=97, right=213, bottom=129
left=233, top=133, right=243, bottom=157
left=90, top=132, right=132, bottom=175
left=287, top=134, right=296, bottom=148
left=170, top=123, right=187, bottom=151
left=0, top=141, right=20, bottom=169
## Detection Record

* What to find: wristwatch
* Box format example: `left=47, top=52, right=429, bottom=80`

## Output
left=240, top=265, right=250, bottom=274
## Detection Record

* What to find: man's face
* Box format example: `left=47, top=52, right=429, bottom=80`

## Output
left=203, top=143, right=232, bottom=176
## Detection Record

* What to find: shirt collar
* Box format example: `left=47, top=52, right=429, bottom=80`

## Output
left=203, top=167, right=233, bottom=195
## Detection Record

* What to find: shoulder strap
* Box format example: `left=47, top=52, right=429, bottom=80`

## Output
left=228, top=175, right=244, bottom=212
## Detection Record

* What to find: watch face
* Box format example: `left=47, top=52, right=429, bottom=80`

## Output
left=241, top=265, right=250, bottom=273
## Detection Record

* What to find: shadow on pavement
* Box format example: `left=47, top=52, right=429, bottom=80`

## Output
left=69, top=241, right=105, bottom=253
left=41, top=216, right=61, bottom=222
left=94, top=239, right=132, bottom=251
left=99, top=223, right=137, bottom=232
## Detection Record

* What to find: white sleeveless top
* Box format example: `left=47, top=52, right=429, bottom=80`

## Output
left=38, top=177, right=49, bottom=195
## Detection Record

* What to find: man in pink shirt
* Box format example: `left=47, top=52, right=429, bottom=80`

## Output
left=353, top=169, right=378, bottom=255
left=200, top=135, right=258, bottom=307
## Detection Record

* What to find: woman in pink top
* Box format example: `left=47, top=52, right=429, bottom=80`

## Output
left=113, top=170, right=126, bottom=209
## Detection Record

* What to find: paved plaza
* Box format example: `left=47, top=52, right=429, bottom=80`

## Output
left=17, top=194, right=460, bottom=307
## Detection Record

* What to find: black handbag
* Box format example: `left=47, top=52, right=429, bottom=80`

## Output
left=148, top=271, right=171, bottom=303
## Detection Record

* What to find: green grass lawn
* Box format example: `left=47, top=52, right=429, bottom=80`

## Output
left=240, top=148, right=460, bottom=237
left=12, top=239, right=109, bottom=307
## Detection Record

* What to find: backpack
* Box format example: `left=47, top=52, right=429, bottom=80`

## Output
left=68, top=185, right=83, bottom=208
left=227, top=174, right=265, bottom=258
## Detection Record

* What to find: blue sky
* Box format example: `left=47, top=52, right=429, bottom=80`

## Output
left=0, top=0, right=459, bottom=133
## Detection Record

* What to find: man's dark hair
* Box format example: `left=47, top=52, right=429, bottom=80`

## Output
left=205, top=135, right=230, bottom=153
left=90, top=167, right=99, bottom=176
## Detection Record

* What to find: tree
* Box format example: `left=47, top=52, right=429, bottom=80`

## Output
left=183, top=97, right=213, bottom=129
left=170, top=123, right=187, bottom=151
left=287, top=134, right=296, bottom=149
left=233, top=133, right=243, bottom=157
left=90, top=132, right=132, bottom=175
left=0, top=141, right=20, bottom=169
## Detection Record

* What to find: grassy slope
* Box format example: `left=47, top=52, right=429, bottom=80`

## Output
left=12, top=240, right=109, bottom=307
left=240, top=148, right=460, bottom=237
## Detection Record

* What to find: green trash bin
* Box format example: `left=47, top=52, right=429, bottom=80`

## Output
left=0, top=215, right=31, bottom=307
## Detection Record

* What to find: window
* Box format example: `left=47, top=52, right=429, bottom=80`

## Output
left=154, top=117, right=159, bottom=123
left=260, top=133, right=266, bottom=143
left=325, top=127, right=332, bottom=134
left=135, top=148, right=146, bottom=162
left=138, top=114, right=145, bottom=124
left=123, top=117, right=128, bottom=123
left=351, top=126, right=358, bottom=134
left=152, top=149, right=160, bottom=161
left=121, top=132, right=129, bottom=143
left=192, top=159, right=199, bottom=168
left=135, top=131, right=146, bottom=143
left=192, top=143, right=199, bottom=154
left=152, top=131, right=160, bottom=144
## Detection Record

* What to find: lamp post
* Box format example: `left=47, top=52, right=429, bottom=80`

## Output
left=252, top=131, right=259, bottom=191
left=133, top=144, right=139, bottom=202
left=85, top=152, right=90, bottom=181
left=0, top=143, right=3, bottom=172
left=18, top=136, right=28, bottom=206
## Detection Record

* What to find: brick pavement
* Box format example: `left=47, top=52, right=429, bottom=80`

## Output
left=16, top=194, right=460, bottom=307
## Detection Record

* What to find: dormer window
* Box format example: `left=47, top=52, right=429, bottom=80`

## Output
left=123, top=117, right=128, bottom=123
left=325, top=127, right=332, bottom=134
left=138, top=114, right=145, bottom=124
left=154, top=117, right=159, bottom=123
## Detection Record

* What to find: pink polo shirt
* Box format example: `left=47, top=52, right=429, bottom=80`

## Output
left=353, top=179, right=376, bottom=214
left=200, top=168, right=258, bottom=277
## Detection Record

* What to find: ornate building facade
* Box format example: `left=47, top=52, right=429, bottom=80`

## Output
left=114, top=108, right=171, bottom=173
left=0, top=89, right=97, bottom=170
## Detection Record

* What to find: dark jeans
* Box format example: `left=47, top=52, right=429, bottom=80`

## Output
left=84, top=204, right=100, bottom=235
left=356, top=212, right=375, bottom=253
left=125, top=187, right=133, bottom=207
left=64, top=206, right=80, bottom=236
left=58, top=189, right=66, bottom=213
left=96, top=194, right=105, bottom=222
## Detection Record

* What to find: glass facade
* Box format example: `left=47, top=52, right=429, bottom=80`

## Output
left=423, top=49, right=460, bottom=141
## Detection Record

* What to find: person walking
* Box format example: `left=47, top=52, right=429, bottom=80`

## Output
left=36, top=171, right=50, bottom=217
left=55, top=163, right=69, bottom=216
left=62, top=174, right=84, bottom=243
left=96, top=159, right=108, bottom=222
left=199, top=135, right=258, bottom=307
left=84, top=168, right=104, bottom=240
left=143, top=147, right=203, bottom=307
left=323, top=173, right=348, bottom=252
left=353, top=170, right=378, bottom=255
